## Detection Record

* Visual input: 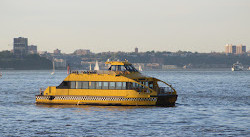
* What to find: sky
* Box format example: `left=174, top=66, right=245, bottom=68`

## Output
left=0, top=0, right=249, bottom=53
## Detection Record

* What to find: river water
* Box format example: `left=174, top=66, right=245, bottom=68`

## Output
left=0, top=70, right=249, bottom=137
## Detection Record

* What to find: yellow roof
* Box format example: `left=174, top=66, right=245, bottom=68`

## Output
left=105, top=61, right=132, bottom=65
left=65, top=72, right=154, bottom=82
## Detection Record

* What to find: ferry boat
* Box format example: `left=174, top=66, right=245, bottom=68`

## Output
left=36, top=60, right=178, bottom=106
left=231, top=61, right=243, bottom=71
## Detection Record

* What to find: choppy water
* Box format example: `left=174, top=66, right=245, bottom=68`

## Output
left=0, top=70, right=249, bottom=137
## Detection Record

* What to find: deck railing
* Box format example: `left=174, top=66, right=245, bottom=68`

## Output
left=154, top=86, right=175, bottom=95
left=159, top=87, right=174, bottom=94
left=71, top=70, right=116, bottom=75
left=39, top=88, right=46, bottom=95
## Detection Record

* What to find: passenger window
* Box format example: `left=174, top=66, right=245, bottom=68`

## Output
left=116, top=82, right=122, bottom=89
left=118, top=65, right=121, bottom=71
left=63, top=81, right=69, bottom=87
left=148, top=82, right=153, bottom=89
left=133, top=82, right=138, bottom=88
left=111, top=66, right=116, bottom=71
left=89, top=82, right=96, bottom=89
left=126, top=82, right=132, bottom=89
left=76, top=81, right=82, bottom=89
left=122, top=82, right=127, bottom=89
left=121, top=66, right=126, bottom=71
left=109, top=82, right=115, bottom=89
left=96, top=82, right=102, bottom=89
left=103, top=82, right=109, bottom=89
left=70, top=81, right=76, bottom=89
left=82, top=82, right=88, bottom=89
left=57, top=81, right=69, bottom=89
left=115, top=66, right=119, bottom=71
left=140, top=82, right=144, bottom=88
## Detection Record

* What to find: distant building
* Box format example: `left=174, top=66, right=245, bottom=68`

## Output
left=38, top=51, right=47, bottom=55
left=54, top=58, right=66, bottom=68
left=247, top=50, right=250, bottom=56
left=225, top=44, right=236, bottom=54
left=135, top=47, right=138, bottom=53
left=74, top=49, right=91, bottom=55
left=13, top=37, right=28, bottom=56
left=54, top=49, right=61, bottom=54
left=236, top=44, right=246, bottom=54
left=132, top=63, right=144, bottom=70
left=146, top=63, right=160, bottom=69
left=28, top=45, right=37, bottom=54
left=225, top=44, right=247, bottom=54
left=162, top=65, right=178, bottom=70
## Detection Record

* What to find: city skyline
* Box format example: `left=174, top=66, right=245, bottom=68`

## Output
left=7, top=36, right=249, bottom=54
left=0, top=0, right=250, bottom=53
left=3, top=37, right=249, bottom=54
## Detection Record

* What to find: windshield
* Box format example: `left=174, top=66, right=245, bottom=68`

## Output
left=124, top=65, right=138, bottom=72
left=109, top=65, right=138, bottom=72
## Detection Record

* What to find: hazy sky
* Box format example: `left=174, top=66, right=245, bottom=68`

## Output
left=0, top=0, right=249, bottom=53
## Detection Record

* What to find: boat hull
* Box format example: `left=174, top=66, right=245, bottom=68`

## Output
left=155, top=94, right=178, bottom=107
left=232, top=68, right=243, bottom=71
left=35, top=95, right=177, bottom=106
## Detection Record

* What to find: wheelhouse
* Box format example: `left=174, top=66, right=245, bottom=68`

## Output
left=107, top=61, right=138, bottom=72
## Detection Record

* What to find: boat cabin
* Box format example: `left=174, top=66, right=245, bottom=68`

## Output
left=107, top=61, right=138, bottom=72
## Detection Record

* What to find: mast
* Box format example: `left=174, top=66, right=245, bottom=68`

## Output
left=94, top=60, right=100, bottom=70
left=139, top=65, right=142, bottom=71
left=67, top=64, right=70, bottom=75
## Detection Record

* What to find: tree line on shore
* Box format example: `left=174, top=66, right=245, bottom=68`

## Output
left=0, top=51, right=52, bottom=70
left=81, top=51, right=250, bottom=68
left=0, top=50, right=249, bottom=69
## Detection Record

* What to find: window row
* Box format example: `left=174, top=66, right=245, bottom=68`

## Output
left=108, top=65, right=138, bottom=72
left=57, top=81, right=154, bottom=91
left=70, top=81, right=127, bottom=90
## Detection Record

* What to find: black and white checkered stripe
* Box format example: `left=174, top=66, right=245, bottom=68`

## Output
left=36, top=95, right=157, bottom=102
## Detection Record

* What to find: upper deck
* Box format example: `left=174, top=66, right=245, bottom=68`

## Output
left=69, top=60, right=147, bottom=80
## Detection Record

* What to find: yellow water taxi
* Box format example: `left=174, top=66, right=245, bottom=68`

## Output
left=36, top=60, right=178, bottom=106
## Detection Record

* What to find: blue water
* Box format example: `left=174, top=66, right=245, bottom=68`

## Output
left=0, top=70, right=249, bottom=137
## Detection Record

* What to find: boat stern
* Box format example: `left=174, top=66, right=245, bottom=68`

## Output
left=153, top=86, right=178, bottom=107
left=155, top=94, right=178, bottom=107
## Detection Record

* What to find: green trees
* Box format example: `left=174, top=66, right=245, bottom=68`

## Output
left=0, top=51, right=52, bottom=69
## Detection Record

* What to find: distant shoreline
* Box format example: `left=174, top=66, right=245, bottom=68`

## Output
left=2, top=68, right=250, bottom=71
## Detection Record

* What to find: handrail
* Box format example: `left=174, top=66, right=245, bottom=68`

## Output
left=71, top=70, right=117, bottom=75
left=39, top=88, right=45, bottom=95
left=96, top=70, right=116, bottom=75
left=121, top=77, right=155, bottom=94
left=153, top=78, right=177, bottom=94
